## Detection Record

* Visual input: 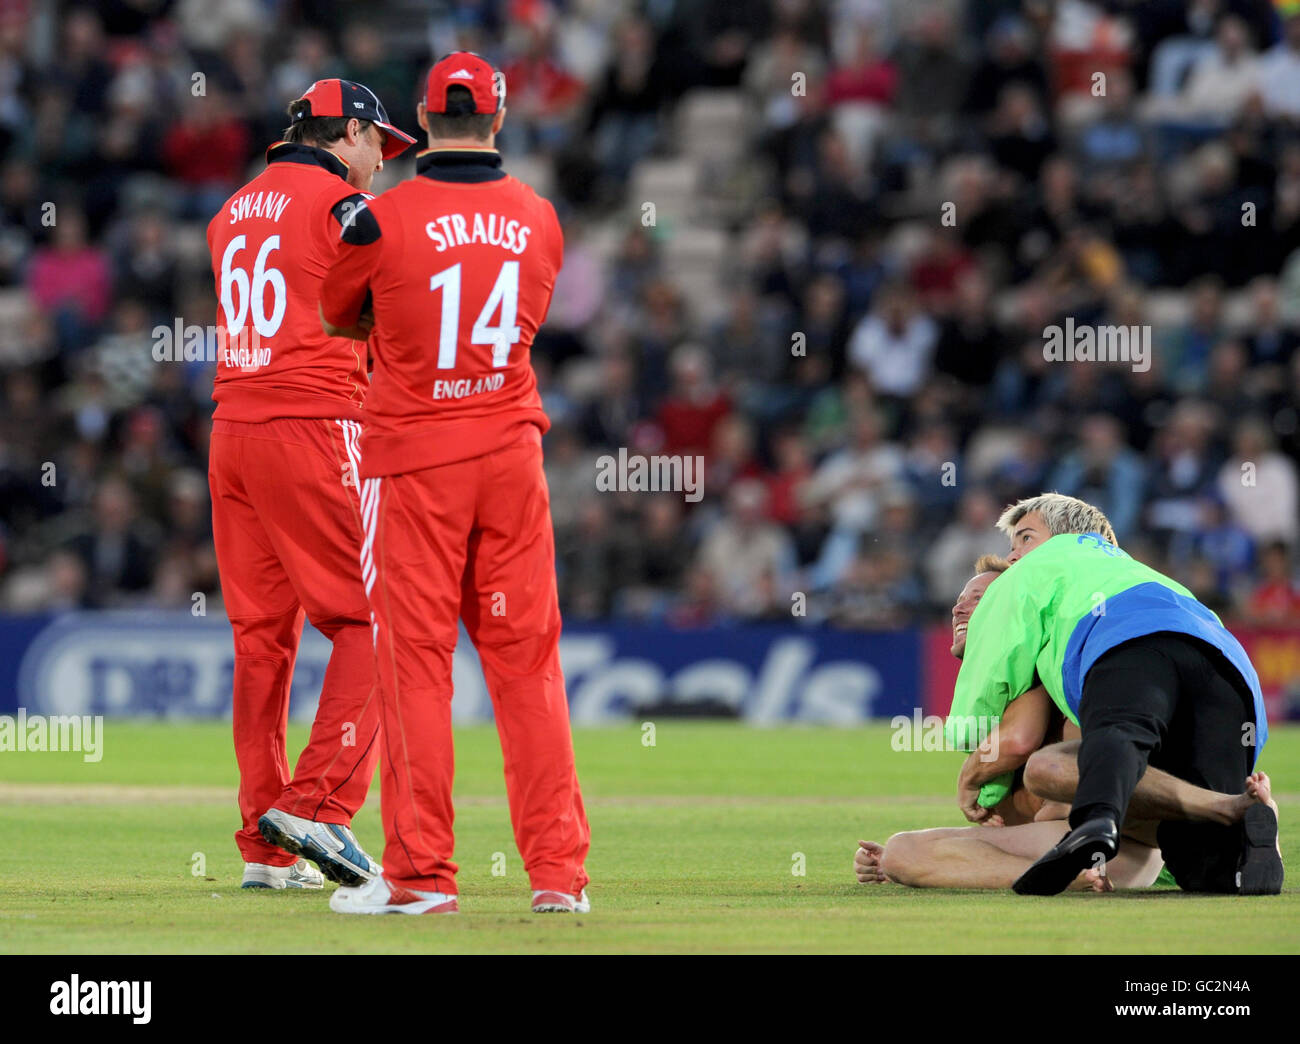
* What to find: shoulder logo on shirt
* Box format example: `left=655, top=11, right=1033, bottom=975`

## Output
left=332, top=194, right=382, bottom=245
left=1075, top=532, right=1124, bottom=557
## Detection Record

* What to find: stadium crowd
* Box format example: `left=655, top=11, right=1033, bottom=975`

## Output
left=1, top=0, right=1299, bottom=636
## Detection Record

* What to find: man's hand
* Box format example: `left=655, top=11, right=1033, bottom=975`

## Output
left=959, top=776, right=992, bottom=823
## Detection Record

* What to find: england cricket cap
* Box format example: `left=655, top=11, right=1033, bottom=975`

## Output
left=425, top=51, right=504, bottom=115
left=292, top=79, right=417, bottom=159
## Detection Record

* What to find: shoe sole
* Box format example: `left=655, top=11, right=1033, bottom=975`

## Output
left=330, top=897, right=459, bottom=915
left=240, top=871, right=322, bottom=890
left=258, top=813, right=371, bottom=887
left=1013, top=834, right=1116, bottom=896
left=1237, top=804, right=1284, bottom=896
left=531, top=904, right=574, bottom=913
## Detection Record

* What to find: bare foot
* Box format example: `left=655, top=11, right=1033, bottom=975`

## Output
left=855, top=840, right=891, bottom=884
left=1246, top=771, right=1279, bottom=813
left=1245, top=772, right=1282, bottom=859
left=1069, top=865, right=1115, bottom=893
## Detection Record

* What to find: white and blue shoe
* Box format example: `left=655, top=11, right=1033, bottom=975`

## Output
left=257, top=808, right=381, bottom=887
left=241, top=858, right=324, bottom=889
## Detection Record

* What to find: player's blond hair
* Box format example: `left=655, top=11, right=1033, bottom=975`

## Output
left=973, top=553, right=1011, bottom=575
left=996, top=493, right=1117, bottom=547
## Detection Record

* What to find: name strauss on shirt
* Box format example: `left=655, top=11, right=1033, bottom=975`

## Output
left=425, top=211, right=532, bottom=254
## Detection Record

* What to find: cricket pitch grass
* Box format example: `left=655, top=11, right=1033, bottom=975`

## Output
left=1, top=722, right=1296, bottom=954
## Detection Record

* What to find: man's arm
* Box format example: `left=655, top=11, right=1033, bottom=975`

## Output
left=319, top=196, right=383, bottom=338
left=319, top=302, right=373, bottom=342
left=957, top=685, right=1053, bottom=823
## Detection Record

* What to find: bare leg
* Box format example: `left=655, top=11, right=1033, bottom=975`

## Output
left=1024, top=741, right=1253, bottom=826
left=863, top=824, right=1162, bottom=890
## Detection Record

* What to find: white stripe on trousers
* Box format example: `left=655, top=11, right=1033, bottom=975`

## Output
left=335, top=420, right=378, bottom=596
left=336, top=419, right=381, bottom=645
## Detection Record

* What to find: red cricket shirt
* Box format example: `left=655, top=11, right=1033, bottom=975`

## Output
left=320, top=146, right=562, bottom=476
left=207, top=142, right=371, bottom=423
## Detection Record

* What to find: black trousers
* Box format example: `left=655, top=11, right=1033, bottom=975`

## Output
left=1072, top=631, right=1257, bottom=892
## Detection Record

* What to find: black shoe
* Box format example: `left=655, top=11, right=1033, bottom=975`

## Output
left=1013, top=817, right=1119, bottom=896
left=1237, top=804, right=1284, bottom=895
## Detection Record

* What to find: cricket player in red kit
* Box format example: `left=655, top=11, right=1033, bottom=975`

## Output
left=206, top=79, right=416, bottom=890
left=321, top=53, right=591, bottom=915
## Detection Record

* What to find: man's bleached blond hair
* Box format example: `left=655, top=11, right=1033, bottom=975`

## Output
left=996, top=493, right=1117, bottom=547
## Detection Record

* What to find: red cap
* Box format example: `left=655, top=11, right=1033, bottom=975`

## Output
left=425, top=51, right=504, bottom=115
left=295, top=78, right=416, bottom=159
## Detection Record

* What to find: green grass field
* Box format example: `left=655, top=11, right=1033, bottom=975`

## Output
left=1, top=722, right=1297, bottom=954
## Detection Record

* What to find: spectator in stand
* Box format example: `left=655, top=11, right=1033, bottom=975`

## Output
left=65, top=475, right=159, bottom=606
left=826, top=548, right=923, bottom=630
left=908, top=227, right=975, bottom=316
left=1048, top=413, right=1147, bottom=543
left=964, top=15, right=1048, bottom=117
left=707, top=413, right=763, bottom=504
left=578, top=347, right=643, bottom=450
left=656, top=343, right=732, bottom=460
left=1167, top=494, right=1256, bottom=602
left=1216, top=416, right=1300, bottom=547
left=924, top=487, right=1004, bottom=613
left=617, top=495, right=691, bottom=621
left=1243, top=277, right=1299, bottom=374
left=1161, top=275, right=1225, bottom=393
left=846, top=282, right=938, bottom=404
left=764, top=427, right=814, bottom=528
left=696, top=479, right=796, bottom=619
left=26, top=205, right=111, bottom=351
left=586, top=15, right=668, bottom=188
left=111, top=209, right=179, bottom=321
left=890, top=4, right=968, bottom=160
left=1254, top=11, right=1300, bottom=121
left=1145, top=400, right=1223, bottom=551
left=744, top=24, right=827, bottom=138
left=1243, top=540, right=1300, bottom=625
left=161, top=87, right=251, bottom=219
left=502, top=18, right=586, bottom=154
left=987, top=82, right=1056, bottom=184
left=801, top=406, right=904, bottom=589
left=1144, top=14, right=1260, bottom=126
left=933, top=266, right=1002, bottom=394
left=557, top=496, right=622, bottom=620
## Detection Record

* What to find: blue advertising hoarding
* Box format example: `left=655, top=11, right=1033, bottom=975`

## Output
left=0, top=611, right=920, bottom=724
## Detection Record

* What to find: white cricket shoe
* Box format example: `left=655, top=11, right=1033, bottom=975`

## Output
left=330, top=874, right=459, bottom=915
left=531, top=888, right=591, bottom=913
left=258, top=808, right=381, bottom=887
left=241, top=858, right=324, bottom=890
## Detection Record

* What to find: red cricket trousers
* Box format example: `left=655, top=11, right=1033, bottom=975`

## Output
left=363, top=430, right=590, bottom=895
left=209, top=417, right=381, bottom=865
